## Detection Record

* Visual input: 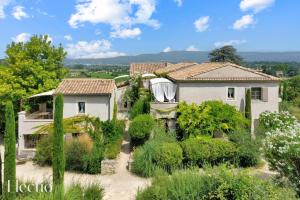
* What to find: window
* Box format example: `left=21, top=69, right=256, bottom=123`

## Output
left=251, top=87, right=262, bottom=100
left=78, top=102, right=85, bottom=114
left=227, top=88, right=235, bottom=99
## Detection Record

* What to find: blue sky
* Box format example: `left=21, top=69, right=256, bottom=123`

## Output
left=0, top=0, right=299, bottom=59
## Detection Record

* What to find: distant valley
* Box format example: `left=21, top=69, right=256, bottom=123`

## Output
left=64, top=51, right=300, bottom=66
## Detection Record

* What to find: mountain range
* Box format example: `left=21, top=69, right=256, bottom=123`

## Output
left=64, top=51, right=300, bottom=66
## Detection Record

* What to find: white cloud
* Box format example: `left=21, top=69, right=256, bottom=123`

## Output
left=233, top=14, right=255, bottom=30
left=240, top=0, right=275, bottom=13
left=12, top=33, right=31, bottom=43
left=64, top=35, right=73, bottom=41
left=12, top=6, right=29, bottom=20
left=194, top=16, right=209, bottom=32
left=65, top=40, right=125, bottom=59
left=110, top=27, right=141, bottom=39
left=214, top=40, right=247, bottom=47
left=46, top=35, right=53, bottom=43
left=174, top=0, right=183, bottom=7
left=163, top=47, right=172, bottom=52
left=0, top=0, right=11, bottom=19
left=186, top=45, right=198, bottom=51
left=68, top=0, right=159, bottom=38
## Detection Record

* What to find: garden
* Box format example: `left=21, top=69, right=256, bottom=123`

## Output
left=123, top=76, right=300, bottom=199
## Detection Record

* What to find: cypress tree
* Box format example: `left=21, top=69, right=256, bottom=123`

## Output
left=0, top=151, right=2, bottom=196
left=4, top=101, right=16, bottom=200
left=245, top=89, right=252, bottom=125
left=112, top=95, right=118, bottom=122
left=53, top=94, right=65, bottom=200
left=282, top=81, right=288, bottom=101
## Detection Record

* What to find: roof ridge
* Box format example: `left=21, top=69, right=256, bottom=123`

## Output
left=188, top=63, right=225, bottom=79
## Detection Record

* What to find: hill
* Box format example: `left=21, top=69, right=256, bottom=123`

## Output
left=64, top=51, right=300, bottom=66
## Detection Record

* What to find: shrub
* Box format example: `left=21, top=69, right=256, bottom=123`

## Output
left=105, top=137, right=123, bottom=159
left=136, top=167, right=297, bottom=200
left=129, top=114, right=155, bottom=146
left=152, top=142, right=182, bottom=173
left=177, top=101, right=248, bottom=138
left=65, top=183, right=83, bottom=200
left=33, top=135, right=53, bottom=166
left=181, top=137, right=238, bottom=167
left=84, top=183, right=104, bottom=200
left=104, top=120, right=125, bottom=159
left=131, top=141, right=160, bottom=177
left=229, top=130, right=260, bottom=167
left=130, top=97, right=150, bottom=119
left=65, top=136, right=92, bottom=172
left=263, top=123, right=300, bottom=196
left=259, top=111, right=297, bottom=133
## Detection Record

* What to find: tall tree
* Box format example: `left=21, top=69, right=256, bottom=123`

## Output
left=245, top=89, right=252, bottom=125
left=0, top=151, right=2, bottom=196
left=52, top=94, right=65, bottom=200
left=209, top=45, right=243, bottom=65
left=3, top=101, right=16, bottom=200
left=0, top=35, right=68, bottom=136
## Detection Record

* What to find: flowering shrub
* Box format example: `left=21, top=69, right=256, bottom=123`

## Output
left=259, top=111, right=297, bottom=132
left=263, top=123, right=300, bottom=196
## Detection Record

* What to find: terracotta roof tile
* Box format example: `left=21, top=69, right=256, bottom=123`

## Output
left=167, top=62, right=279, bottom=81
left=155, top=62, right=198, bottom=75
left=130, top=62, right=169, bottom=76
left=55, top=79, right=115, bottom=95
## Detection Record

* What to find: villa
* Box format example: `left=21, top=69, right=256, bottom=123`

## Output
left=18, top=79, right=117, bottom=157
left=17, top=61, right=280, bottom=157
left=131, top=62, right=280, bottom=131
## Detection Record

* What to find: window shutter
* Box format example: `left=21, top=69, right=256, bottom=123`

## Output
left=262, top=87, right=268, bottom=102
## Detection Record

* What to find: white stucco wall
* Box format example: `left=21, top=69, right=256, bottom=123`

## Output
left=62, top=95, right=112, bottom=121
left=177, top=81, right=279, bottom=120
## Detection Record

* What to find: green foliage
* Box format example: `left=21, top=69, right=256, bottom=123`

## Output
left=152, top=142, right=183, bottom=173
left=112, top=95, right=117, bottom=122
left=245, top=89, right=252, bottom=123
left=4, top=101, right=16, bottom=200
left=177, top=101, right=248, bottom=138
left=131, top=124, right=178, bottom=177
left=83, top=183, right=104, bottom=200
left=259, top=111, right=297, bottom=132
left=229, top=130, right=260, bottom=167
left=105, top=137, right=123, bottom=159
left=12, top=182, right=104, bottom=200
left=209, top=45, right=243, bottom=65
left=33, top=135, right=53, bottom=166
left=181, top=137, right=238, bottom=167
left=282, top=81, right=288, bottom=101
left=0, top=151, right=2, bottom=196
left=65, top=139, right=90, bottom=172
left=128, top=114, right=155, bottom=146
left=52, top=94, right=64, bottom=200
left=0, top=35, right=67, bottom=133
left=129, top=97, right=150, bottom=119
left=123, top=75, right=142, bottom=105
left=283, top=75, right=300, bottom=102
left=263, top=124, right=300, bottom=196
left=137, top=167, right=297, bottom=200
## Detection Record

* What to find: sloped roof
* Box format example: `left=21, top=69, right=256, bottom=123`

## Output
left=155, top=62, right=198, bottom=75
left=167, top=62, right=279, bottom=81
left=55, top=79, right=115, bottom=95
left=130, top=62, right=169, bottom=76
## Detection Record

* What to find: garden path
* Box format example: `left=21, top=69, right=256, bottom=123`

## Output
left=0, top=121, right=150, bottom=200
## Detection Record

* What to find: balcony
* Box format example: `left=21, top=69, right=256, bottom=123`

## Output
left=150, top=102, right=178, bottom=119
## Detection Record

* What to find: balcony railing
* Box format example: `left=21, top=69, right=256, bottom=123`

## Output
left=26, top=111, right=53, bottom=120
left=150, top=102, right=178, bottom=119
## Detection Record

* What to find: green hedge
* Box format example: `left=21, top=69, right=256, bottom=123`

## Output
left=130, top=97, right=150, bottom=119
left=136, top=167, right=297, bottom=200
left=128, top=114, right=155, bottom=146
left=181, top=137, right=238, bottom=167
left=105, top=137, right=123, bottom=159
left=152, top=142, right=183, bottom=173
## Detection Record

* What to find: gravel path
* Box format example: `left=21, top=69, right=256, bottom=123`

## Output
left=0, top=131, right=150, bottom=200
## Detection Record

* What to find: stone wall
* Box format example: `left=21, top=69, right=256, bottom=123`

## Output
left=101, top=159, right=118, bottom=175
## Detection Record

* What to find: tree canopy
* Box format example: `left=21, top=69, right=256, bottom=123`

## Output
left=0, top=35, right=68, bottom=133
left=209, top=45, right=243, bottom=65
